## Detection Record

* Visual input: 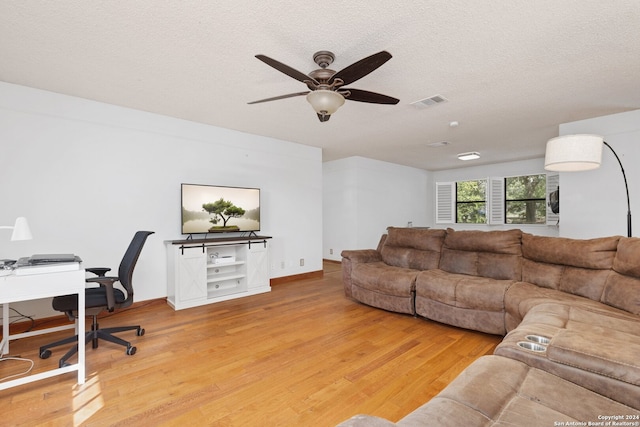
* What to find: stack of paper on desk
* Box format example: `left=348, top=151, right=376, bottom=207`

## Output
left=14, top=254, right=82, bottom=275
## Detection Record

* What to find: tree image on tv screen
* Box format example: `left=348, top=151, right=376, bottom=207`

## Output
left=202, top=198, right=246, bottom=232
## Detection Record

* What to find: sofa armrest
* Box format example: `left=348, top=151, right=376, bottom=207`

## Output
left=340, top=250, right=381, bottom=298
left=341, top=249, right=382, bottom=264
left=547, top=328, right=640, bottom=386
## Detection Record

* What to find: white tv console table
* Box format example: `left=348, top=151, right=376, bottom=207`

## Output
left=165, top=236, right=271, bottom=310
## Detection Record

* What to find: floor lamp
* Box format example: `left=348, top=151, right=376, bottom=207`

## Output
left=544, top=134, right=632, bottom=237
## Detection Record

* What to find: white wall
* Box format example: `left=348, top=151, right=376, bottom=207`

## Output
left=0, top=82, right=322, bottom=320
left=323, top=156, right=431, bottom=260
left=431, top=158, right=560, bottom=237
left=558, top=109, right=640, bottom=239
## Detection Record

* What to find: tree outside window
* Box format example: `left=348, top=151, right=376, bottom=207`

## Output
left=456, top=180, right=487, bottom=223
left=505, top=174, right=546, bottom=224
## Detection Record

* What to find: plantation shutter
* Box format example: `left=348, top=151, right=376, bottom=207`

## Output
left=546, top=173, right=560, bottom=225
left=488, top=177, right=505, bottom=224
left=435, top=182, right=455, bottom=224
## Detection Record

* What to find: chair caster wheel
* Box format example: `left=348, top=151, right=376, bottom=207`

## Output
left=137, top=328, right=145, bottom=336
left=126, top=346, right=137, bottom=356
left=40, top=349, right=52, bottom=359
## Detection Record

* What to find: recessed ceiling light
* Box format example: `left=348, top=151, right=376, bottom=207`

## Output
left=457, top=152, right=480, bottom=161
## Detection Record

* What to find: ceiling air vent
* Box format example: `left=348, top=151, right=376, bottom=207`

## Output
left=410, top=94, right=448, bottom=109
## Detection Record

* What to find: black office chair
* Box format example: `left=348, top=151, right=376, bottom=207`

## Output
left=39, top=231, right=154, bottom=367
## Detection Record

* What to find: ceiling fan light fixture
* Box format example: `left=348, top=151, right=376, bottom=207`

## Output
left=306, top=90, right=345, bottom=116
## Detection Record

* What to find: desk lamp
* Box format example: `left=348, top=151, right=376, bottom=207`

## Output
left=544, top=134, right=631, bottom=237
left=0, top=217, right=33, bottom=241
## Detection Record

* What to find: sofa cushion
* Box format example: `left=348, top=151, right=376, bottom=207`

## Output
left=396, top=355, right=639, bottom=426
left=524, top=260, right=612, bottom=299
left=604, top=237, right=640, bottom=314
left=512, top=236, right=640, bottom=316
left=521, top=233, right=620, bottom=304
left=612, top=237, right=640, bottom=276
left=523, top=302, right=640, bottom=337
left=603, top=271, right=640, bottom=315
left=522, top=233, right=620, bottom=269
left=351, top=262, right=418, bottom=297
left=504, top=281, right=609, bottom=329
left=416, top=269, right=511, bottom=312
left=380, top=227, right=445, bottom=270
left=415, top=269, right=514, bottom=334
left=496, top=302, right=640, bottom=409
left=439, top=229, right=522, bottom=280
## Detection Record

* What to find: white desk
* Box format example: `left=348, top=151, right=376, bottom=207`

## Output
left=0, top=269, right=85, bottom=390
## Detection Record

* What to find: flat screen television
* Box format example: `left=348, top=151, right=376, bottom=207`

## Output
left=181, top=184, right=260, bottom=235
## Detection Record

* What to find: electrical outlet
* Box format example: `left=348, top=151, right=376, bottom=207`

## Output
left=299, top=258, right=304, bottom=267
left=329, top=249, right=333, bottom=255
left=280, top=261, right=285, bottom=269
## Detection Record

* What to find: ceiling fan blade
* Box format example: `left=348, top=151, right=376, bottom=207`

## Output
left=343, top=88, right=399, bottom=104
left=330, top=51, right=392, bottom=86
left=317, top=113, right=331, bottom=122
left=248, top=91, right=310, bottom=104
left=255, top=55, right=319, bottom=85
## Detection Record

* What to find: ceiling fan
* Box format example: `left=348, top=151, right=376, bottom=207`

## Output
left=248, top=50, right=399, bottom=122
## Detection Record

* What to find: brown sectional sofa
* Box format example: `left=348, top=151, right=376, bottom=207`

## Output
left=338, top=227, right=640, bottom=426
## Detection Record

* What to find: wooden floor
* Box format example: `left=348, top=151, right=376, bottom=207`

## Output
left=0, top=262, right=500, bottom=426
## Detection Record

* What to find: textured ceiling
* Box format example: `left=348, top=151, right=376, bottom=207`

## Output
left=1, top=1, right=639, bottom=170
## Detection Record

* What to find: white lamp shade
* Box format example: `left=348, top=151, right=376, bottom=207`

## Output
left=306, top=90, right=345, bottom=115
left=544, top=134, right=604, bottom=172
left=11, top=217, right=33, bottom=241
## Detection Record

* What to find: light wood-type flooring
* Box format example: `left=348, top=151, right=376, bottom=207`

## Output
left=0, top=262, right=500, bottom=426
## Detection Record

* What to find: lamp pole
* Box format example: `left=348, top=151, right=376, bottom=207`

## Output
left=603, top=141, right=632, bottom=237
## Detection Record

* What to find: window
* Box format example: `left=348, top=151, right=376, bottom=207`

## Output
left=437, top=174, right=554, bottom=225
left=505, top=174, right=546, bottom=224
left=456, top=179, right=487, bottom=223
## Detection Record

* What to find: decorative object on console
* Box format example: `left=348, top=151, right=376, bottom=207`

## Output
left=544, top=134, right=632, bottom=237
left=0, top=217, right=33, bottom=241
left=248, top=50, right=399, bottom=122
